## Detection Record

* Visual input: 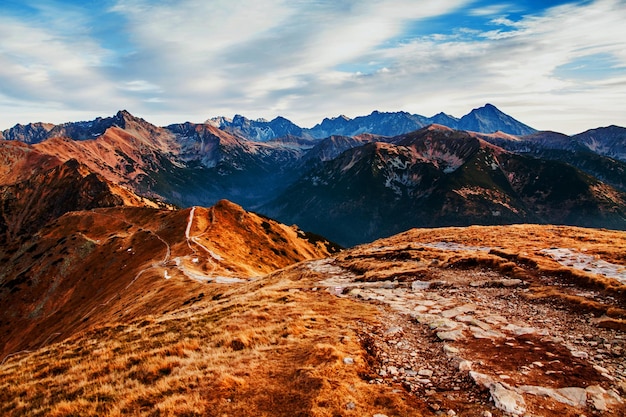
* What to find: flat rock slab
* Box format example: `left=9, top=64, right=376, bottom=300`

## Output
left=441, top=303, right=477, bottom=318
left=437, top=329, right=464, bottom=341
left=470, top=326, right=506, bottom=340
left=491, top=382, right=527, bottom=416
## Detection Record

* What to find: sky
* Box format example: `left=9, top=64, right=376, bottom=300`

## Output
left=1, top=0, right=625, bottom=134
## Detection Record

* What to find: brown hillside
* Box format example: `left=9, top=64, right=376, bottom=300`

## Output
left=0, top=158, right=162, bottom=245
left=0, top=201, right=337, bottom=359
left=33, top=127, right=171, bottom=188
left=0, top=140, right=61, bottom=185
left=1, top=224, right=624, bottom=416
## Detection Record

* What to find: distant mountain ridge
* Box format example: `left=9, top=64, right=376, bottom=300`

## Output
left=205, top=103, right=536, bottom=141
left=1, top=111, right=137, bottom=144
left=5, top=105, right=624, bottom=151
left=262, top=126, right=626, bottom=245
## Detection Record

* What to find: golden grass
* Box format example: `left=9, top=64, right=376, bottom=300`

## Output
left=394, top=224, right=626, bottom=265
left=2, top=224, right=624, bottom=416
left=0, top=271, right=426, bottom=417
left=339, top=224, right=626, bottom=319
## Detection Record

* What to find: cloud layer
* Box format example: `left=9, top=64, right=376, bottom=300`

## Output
left=1, top=0, right=625, bottom=134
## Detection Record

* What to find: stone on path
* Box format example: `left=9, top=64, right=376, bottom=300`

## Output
left=437, top=329, right=464, bottom=341
left=443, top=344, right=459, bottom=354
left=470, top=372, right=526, bottom=416
left=502, top=323, right=540, bottom=336
left=555, top=387, right=587, bottom=407
left=429, top=318, right=462, bottom=331
left=385, top=326, right=403, bottom=335
left=518, top=385, right=580, bottom=407
left=470, top=326, right=505, bottom=340
left=490, top=382, right=527, bottom=416
left=586, top=385, right=609, bottom=411
left=441, top=304, right=477, bottom=318
left=458, top=360, right=473, bottom=372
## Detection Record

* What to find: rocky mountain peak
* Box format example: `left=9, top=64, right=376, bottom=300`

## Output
left=1, top=122, right=55, bottom=144
left=232, top=114, right=248, bottom=125
left=459, top=104, right=536, bottom=135
left=113, top=109, right=137, bottom=127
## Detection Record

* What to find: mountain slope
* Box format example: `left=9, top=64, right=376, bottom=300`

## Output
left=308, top=110, right=430, bottom=139
left=16, top=113, right=302, bottom=208
left=33, top=111, right=181, bottom=187
left=479, top=130, right=626, bottom=192
left=303, top=134, right=381, bottom=163
left=458, top=103, right=537, bottom=135
left=1, top=224, right=624, bottom=417
left=207, top=114, right=309, bottom=142
left=165, top=122, right=307, bottom=206
left=0, top=140, right=61, bottom=185
left=0, top=200, right=338, bottom=359
left=573, top=125, right=626, bottom=162
left=0, top=159, right=155, bottom=245
left=263, top=126, right=626, bottom=246
left=0, top=122, right=55, bottom=144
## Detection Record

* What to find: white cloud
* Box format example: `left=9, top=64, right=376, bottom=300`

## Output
left=0, top=11, right=132, bottom=125
left=120, top=80, right=163, bottom=93
left=468, top=3, right=516, bottom=16
left=1, top=0, right=625, bottom=134
left=329, top=0, right=626, bottom=133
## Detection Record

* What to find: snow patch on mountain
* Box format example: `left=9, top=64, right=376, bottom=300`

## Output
left=412, top=148, right=465, bottom=173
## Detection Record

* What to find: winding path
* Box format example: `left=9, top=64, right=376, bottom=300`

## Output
left=2, top=207, right=233, bottom=365
left=182, top=206, right=220, bottom=279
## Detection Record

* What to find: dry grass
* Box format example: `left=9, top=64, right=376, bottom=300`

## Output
left=340, top=224, right=626, bottom=318
left=3, top=224, right=624, bottom=416
left=0, top=202, right=337, bottom=359
left=392, top=224, right=626, bottom=265
left=0, top=271, right=425, bottom=417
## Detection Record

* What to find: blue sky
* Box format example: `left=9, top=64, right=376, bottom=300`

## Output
left=1, top=0, right=625, bottom=134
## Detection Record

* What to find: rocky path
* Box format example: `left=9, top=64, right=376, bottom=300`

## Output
left=312, top=250, right=626, bottom=416
left=181, top=206, right=244, bottom=283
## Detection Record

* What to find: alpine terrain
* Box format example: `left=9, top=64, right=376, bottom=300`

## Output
left=1, top=105, right=625, bottom=416
left=2, top=104, right=625, bottom=246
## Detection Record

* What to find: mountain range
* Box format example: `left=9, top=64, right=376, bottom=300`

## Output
left=262, top=126, right=626, bottom=245
left=207, top=103, right=537, bottom=141
left=2, top=104, right=626, bottom=246
left=2, top=104, right=626, bottom=416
